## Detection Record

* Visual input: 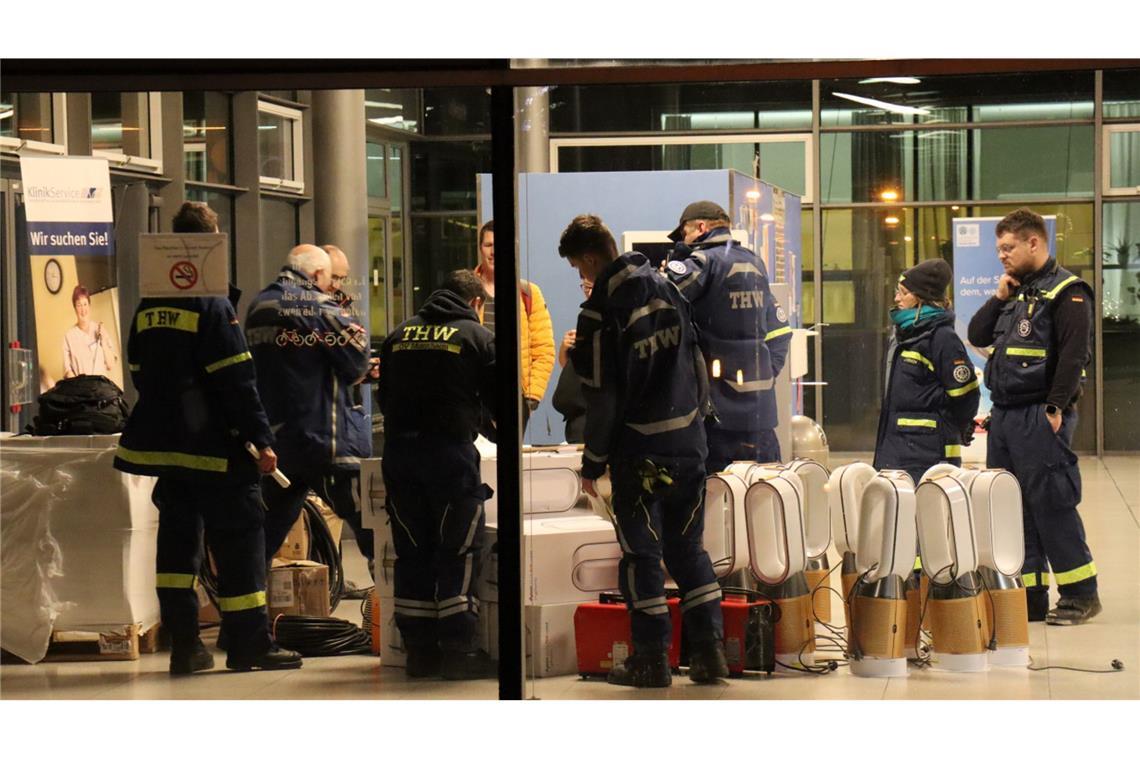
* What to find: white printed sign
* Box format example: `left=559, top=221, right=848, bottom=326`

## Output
left=139, top=233, right=229, bottom=298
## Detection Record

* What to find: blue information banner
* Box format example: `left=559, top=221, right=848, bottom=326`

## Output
left=26, top=221, right=115, bottom=256
left=952, top=215, right=1056, bottom=416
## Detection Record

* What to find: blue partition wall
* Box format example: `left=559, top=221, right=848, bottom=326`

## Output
left=478, top=170, right=800, bottom=445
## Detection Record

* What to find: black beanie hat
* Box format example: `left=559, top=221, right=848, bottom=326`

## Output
left=899, top=258, right=952, bottom=303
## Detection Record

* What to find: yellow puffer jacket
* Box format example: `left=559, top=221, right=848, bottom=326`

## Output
left=474, top=270, right=555, bottom=403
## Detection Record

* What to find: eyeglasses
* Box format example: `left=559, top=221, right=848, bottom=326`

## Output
left=331, top=275, right=347, bottom=285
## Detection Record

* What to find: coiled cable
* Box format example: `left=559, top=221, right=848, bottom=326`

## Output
left=271, top=614, right=372, bottom=657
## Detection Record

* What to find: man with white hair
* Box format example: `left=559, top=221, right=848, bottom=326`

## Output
left=245, top=244, right=372, bottom=567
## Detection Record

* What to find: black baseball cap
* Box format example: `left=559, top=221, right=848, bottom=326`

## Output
left=668, top=200, right=730, bottom=242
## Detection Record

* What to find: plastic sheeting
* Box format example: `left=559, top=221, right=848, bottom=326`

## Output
left=1, top=437, right=159, bottom=663
left=0, top=448, right=73, bottom=663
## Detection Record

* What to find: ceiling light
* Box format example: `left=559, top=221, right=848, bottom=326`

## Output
left=880, top=189, right=899, bottom=202
left=858, top=77, right=922, bottom=85
left=745, top=190, right=761, bottom=201
left=904, top=236, right=913, bottom=242
left=885, top=216, right=900, bottom=226
left=951, top=205, right=960, bottom=211
left=833, top=92, right=931, bottom=116
left=760, top=213, right=776, bottom=222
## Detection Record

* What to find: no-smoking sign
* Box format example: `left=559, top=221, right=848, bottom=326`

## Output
left=170, top=260, right=199, bottom=290
left=140, top=234, right=228, bottom=297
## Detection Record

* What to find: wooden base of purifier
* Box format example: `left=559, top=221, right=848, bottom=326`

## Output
left=775, top=594, right=816, bottom=657
left=929, top=596, right=987, bottom=655
left=904, top=574, right=931, bottom=648
left=851, top=597, right=908, bottom=659
left=805, top=567, right=831, bottom=624
left=980, top=586, right=1029, bottom=649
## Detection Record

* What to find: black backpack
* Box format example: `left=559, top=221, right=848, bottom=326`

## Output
left=32, top=375, right=130, bottom=435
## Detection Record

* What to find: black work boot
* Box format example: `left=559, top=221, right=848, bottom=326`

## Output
left=607, top=647, right=671, bottom=688
left=1046, top=595, right=1102, bottom=626
left=170, top=640, right=215, bottom=676
left=405, top=644, right=442, bottom=678
left=688, top=640, right=729, bottom=684
left=226, top=644, right=303, bottom=672
left=440, top=649, right=497, bottom=681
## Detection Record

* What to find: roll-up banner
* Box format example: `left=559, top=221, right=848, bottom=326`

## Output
left=20, top=156, right=124, bottom=393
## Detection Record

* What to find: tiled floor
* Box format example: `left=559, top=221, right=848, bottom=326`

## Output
left=3, top=455, right=1137, bottom=701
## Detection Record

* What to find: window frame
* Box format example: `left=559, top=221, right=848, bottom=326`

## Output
left=257, top=99, right=305, bottom=194
left=91, top=92, right=163, bottom=173
left=1103, top=123, right=1140, bottom=197
left=0, top=93, right=69, bottom=157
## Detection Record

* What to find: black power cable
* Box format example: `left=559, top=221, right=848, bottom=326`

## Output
left=301, top=496, right=346, bottom=611
left=271, top=614, right=372, bottom=657
left=1027, top=658, right=1125, bottom=674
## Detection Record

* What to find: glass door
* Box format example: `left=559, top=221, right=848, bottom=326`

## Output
left=366, top=138, right=409, bottom=337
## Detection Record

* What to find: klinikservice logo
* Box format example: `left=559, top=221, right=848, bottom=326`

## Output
left=25, top=185, right=102, bottom=201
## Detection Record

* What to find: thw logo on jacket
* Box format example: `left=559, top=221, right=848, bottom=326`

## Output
left=665, top=229, right=791, bottom=432
left=570, top=253, right=709, bottom=480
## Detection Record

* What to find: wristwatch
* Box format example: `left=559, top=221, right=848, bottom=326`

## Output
left=1045, top=404, right=1060, bottom=416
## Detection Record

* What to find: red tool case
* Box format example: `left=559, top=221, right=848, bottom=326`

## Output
left=574, top=593, right=682, bottom=678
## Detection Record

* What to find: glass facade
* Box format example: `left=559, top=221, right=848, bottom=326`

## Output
left=183, top=92, right=232, bottom=185
left=0, top=92, right=53, bottom=142
left=1103, top=200, right=1140, bottom=450
left=258, top=108, right=295, bottom=180
left=90, top=92, right=151, bottom=157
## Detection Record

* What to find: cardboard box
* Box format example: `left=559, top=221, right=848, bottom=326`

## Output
left=479, top=516, right=622, bottom=606
left=482, top=601, right=580, bottom=677
left=268, top=560, right=330, bottom=618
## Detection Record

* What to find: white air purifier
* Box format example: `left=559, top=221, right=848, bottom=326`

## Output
left=702, top=470, right=752, bottom=580
left=787, top=459, right=833, bottom=625
left=744, top=466, right=815, bottom=669
left=968, top=469, right=1029, bottom=667
left=848, top=470, right=916, bottom=678
left=916, top=473, right=990, bottom=673
left=828, top=462, right=878, bottom=618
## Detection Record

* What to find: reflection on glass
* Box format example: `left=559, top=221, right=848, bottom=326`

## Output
left=390, top=215, right=405, bottom=323
left=973, top=126, right=1093, bottom=199
left=183, top=92, right=231, bottom=185
left=411, top=141, right=490, bottom=212
left=0, top=92, right=53, bottom=141
left=365, top=89, right=419, bottom=132
left=368, top=216, right=388, bottom=335
left=821, top=127, right=1093, bottom=203
left=1108, top=130, right=1140, bottom=190
left=389, top=145, right=403, bottom=213
left=1103, top=68, right=1140, bottom=119
left=1102, top=201, right=1140, bottom=450
left=410, top=215, right=478, bottom=309
left=258, top=110, right=294, bottom=179
left=549, top=81, right=813, bottom=132
left=556, top=142, right=808, bottom=197
left=366, top=140, right=387, bottom=198
left=821, top=72, right=1094, bottom=127
left=91, top=92, right=150, bottom=156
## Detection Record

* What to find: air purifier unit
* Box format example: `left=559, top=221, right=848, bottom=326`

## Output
left=969, top=469, right=1029, bottom=667
left=916, top=473, right=990, bottom=673
left=744, top=466, right=815, bottom=669
left=787, top=459, right=833, bottom=625
left=848, top=470, right=916, bottom=678
left=828, top=462, right=878, bottom=622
